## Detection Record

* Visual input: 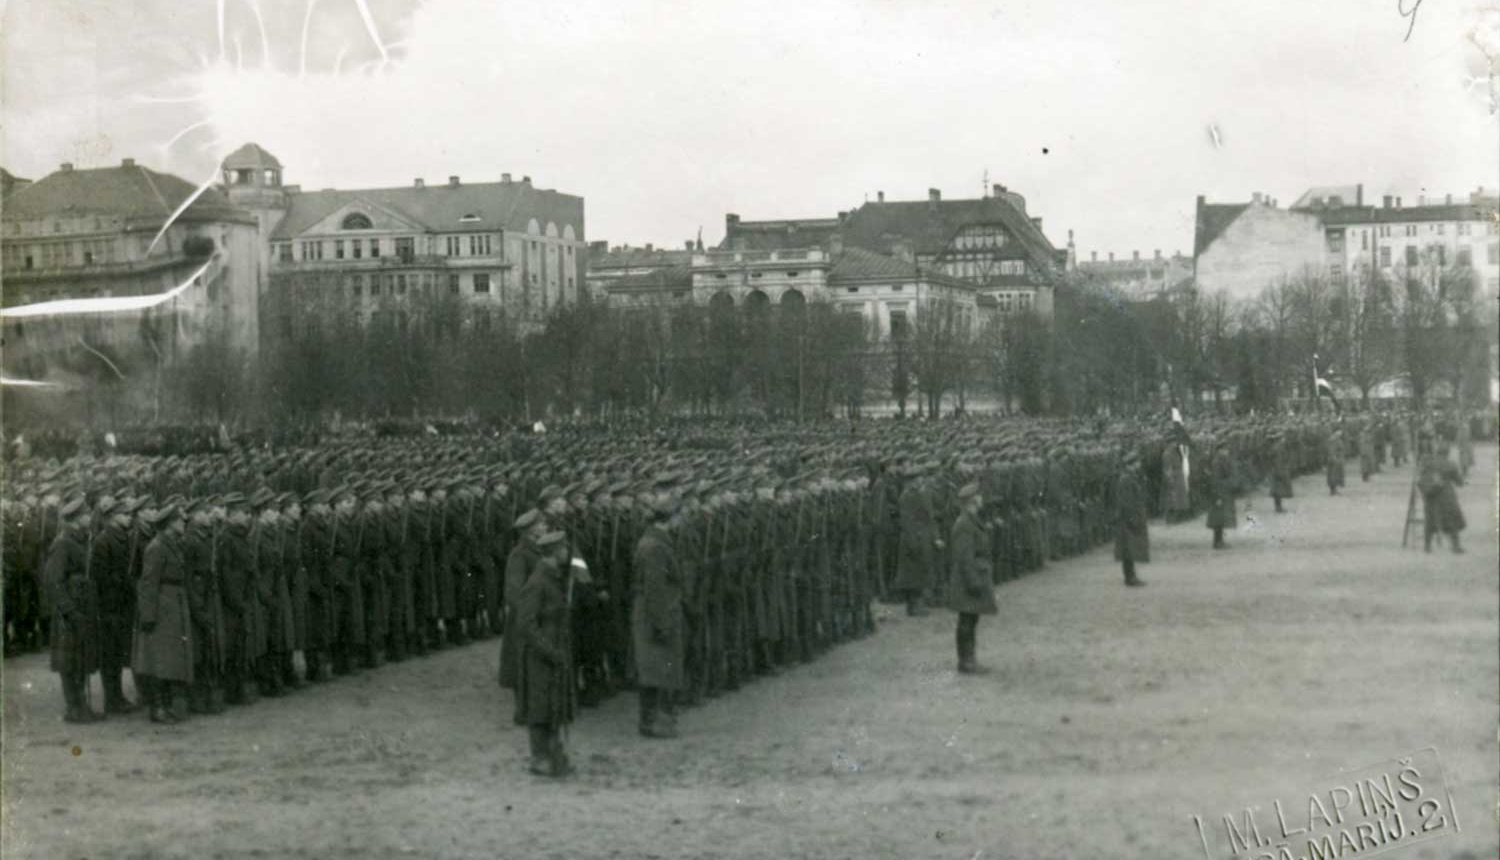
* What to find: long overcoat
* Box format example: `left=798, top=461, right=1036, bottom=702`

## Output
left=1113, top=469, right=1151, bottom=563
left=946, top=510, right=996, bottom=615
left=44, top=526, right=101, bottom=674
left=631, top=523, right=686, bottom=691
left=1325, top=435, right=1346, bottom=490
left=513, top=557, right=576, bottom=727
left=498, top=538, right=539, bottom=689
left=893, top=480, right=938, bottom=593
left=1269, top=440, right=1294, bottom=499
left=1418, top=454, right=1466, bottom=533
left=1204, top=452, right=1238, bottom=530
left=132, top=531, right=194, bottom=683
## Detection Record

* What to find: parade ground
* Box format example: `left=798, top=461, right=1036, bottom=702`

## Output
left=3, top=448, right=1496, bottom=860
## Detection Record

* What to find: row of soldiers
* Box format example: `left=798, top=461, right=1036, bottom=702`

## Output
left=6, top=409, right=1474, bottom=726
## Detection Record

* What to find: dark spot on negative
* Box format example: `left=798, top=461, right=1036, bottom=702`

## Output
left=71, top=745, right=82, bottom=757
left=1042, top=147, right=1049, bottom=154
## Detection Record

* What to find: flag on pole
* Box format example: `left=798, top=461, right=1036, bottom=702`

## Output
left=1312, top=355, right=1342, bottom=415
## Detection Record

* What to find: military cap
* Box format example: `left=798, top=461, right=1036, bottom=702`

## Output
left=538, top=484, right=564, bottom=504
left=649, top=493, right=678, bottom=518
left=95, top=495, right=120, bottom=517
left=59, top=496, right=88, bottom=519
left=143, top=503, right=179, bottom=525
left=514, top=509, right=541, bottom=530
left=536, top=530, right=566, bottom=548
left=249, top=487, right=277, bottom=510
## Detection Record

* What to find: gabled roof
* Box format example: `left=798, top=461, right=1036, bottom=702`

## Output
left=719, top=218, right=840, bottom=252
left=828, top=246, right=972, bottom=290
left=1, top=167, right=32, bottom=199
left=1193, top=202, right=1250, bottom=256
left=1, top=163, right=252, bottom=226
left=839, top=196, right=1062, bottom=278
left=1289, top=185, right=1360, bottom=210
left=223, top=142, right=282, bottom=170
left=270, top=180, right=583, bottom=240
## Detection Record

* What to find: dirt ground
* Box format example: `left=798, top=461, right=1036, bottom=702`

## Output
left=3, top=448, right=1496, bottom=860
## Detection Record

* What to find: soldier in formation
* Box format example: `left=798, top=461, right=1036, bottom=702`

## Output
left=4, top=409, right=1374, bottom=730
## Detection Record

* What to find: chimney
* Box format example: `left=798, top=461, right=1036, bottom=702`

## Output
left=928, top=188, right=941, bottom=205
left=837, top=210, right=848, bottom=224
left=1030, top=217, right=1042, bottom=231
left=1108, top=252, right=1115, bottom=262
left=993, top=183, right=1004, bottom=198
left=1395, top=197, right=1402, bottom=208
left=121, top=157, right=135, bottom=168
left=502, top=173, right=512, bottom=183
left=725, top=213, right=740, bottom=234
left=645, top=243, right=653, bottom=252
left=1383, top=195, right=1392, bottom=209
left=414, top=178, right=425, bottom=188
left=1356, top=183, right=1363, bottom=206
left=521, top=176, right=531, bottom=186
left=1154, top=249, right=1162, bottom=260
left=1445, top=193, right=1452, bottom=205
left=1090, top=251, right=1097, bottom=262
left=60, top=162, right=74, bottom=172
left=877, top=191, right=885, bottom=203
left=1133, top=250, right=1140, bottom=261
left=830, top=232, right=844, bottom=256
left=448, top=175, right=460, bottom=187
left=685, top=240, right=694, bottom=251
left=1252, top=192, right=1263, bottom=205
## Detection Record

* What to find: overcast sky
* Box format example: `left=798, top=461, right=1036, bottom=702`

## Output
left=3, top=0, right=1497, bottom=258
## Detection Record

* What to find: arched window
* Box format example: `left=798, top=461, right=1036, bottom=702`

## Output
left=709, top=290, right=734, bottom=309
left=341, top=213, right=373, bottom=230
left=745, top=289, right=770, bottom=308
left=779, top=288, right=806, bottom=308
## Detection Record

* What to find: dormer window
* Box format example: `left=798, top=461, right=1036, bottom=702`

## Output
left=341, top=213, right=373, bottom=230
left=459, top=213, right=481, bottom=223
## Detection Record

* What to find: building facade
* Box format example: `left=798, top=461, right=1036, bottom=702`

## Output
left=1192, top=193, right=1325, bottom=301
left=605, top=242, right=983, bottom=339
left=718, top=184, right=1065, bottom=318
left=584, top=242, right=695, bottom=300
left=222, top=143, right=587, bottom=336
left=1, top=158, right=260, bottom=394
left=1194, top=186, right=1500, bottom=301
left=1077, top=248, right=1192, bottom=297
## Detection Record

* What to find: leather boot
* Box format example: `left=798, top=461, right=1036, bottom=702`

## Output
left=149, top=682, right=178, bottom=724
left=550, top=731, right=573, bottom=777
left=527, top=725, right=553, bottom=776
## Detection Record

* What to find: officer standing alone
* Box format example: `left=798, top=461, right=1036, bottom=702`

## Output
left=947, top=483, right=995, bottom=674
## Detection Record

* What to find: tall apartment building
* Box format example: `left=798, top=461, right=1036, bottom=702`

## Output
left=1193, top=185, right=1499, bottom=301
left=221, top=143, right=587, bottom=338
